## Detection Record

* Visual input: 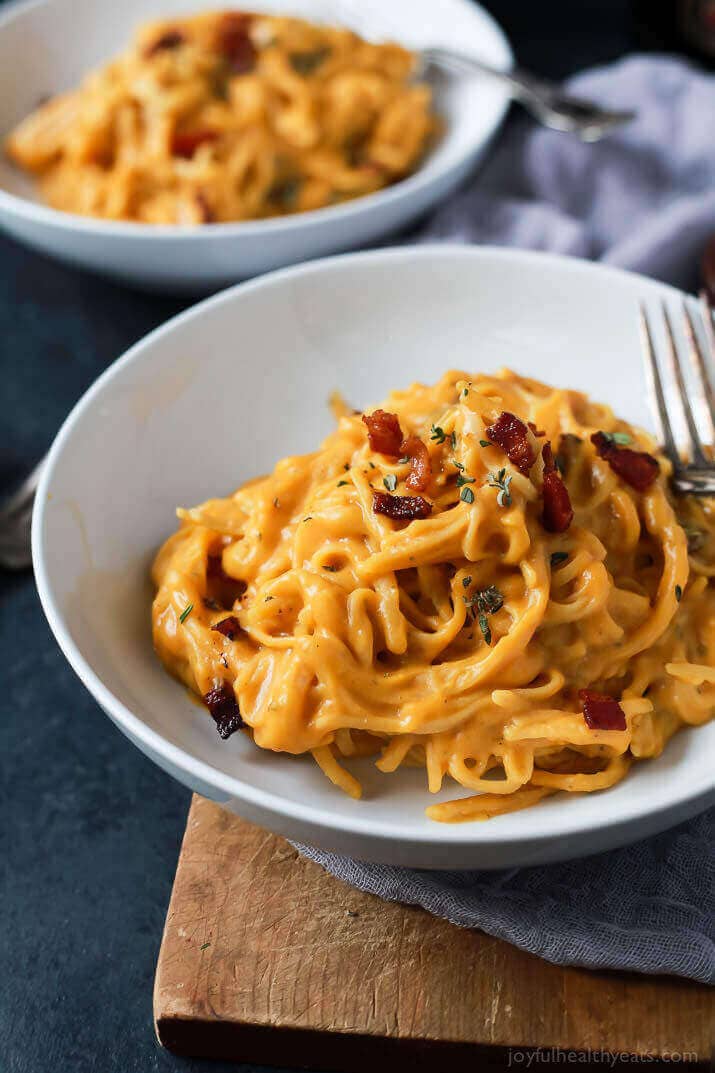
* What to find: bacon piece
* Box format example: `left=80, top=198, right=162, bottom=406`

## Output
left=401, top=435, right=431, bottom=492
left=578, top=689, right=627, bottom=731
left=541, top=442, right=574, bottom=533
left=485, top=412, right=536, bottom=475
left=211, top=616, right=242, bottom=640
left=216, top=12, right=256, bottom=73
left=372, top=491, right=432, bottom=521
left=171, top=129, right=218, bottom=158
left=591, top=432, right=659, bottom=492
left=362, top=409, right=403, bottom=456
left=204, top=684, right=244, bottom=739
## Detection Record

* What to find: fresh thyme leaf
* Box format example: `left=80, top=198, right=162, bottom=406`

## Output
left=288, top=46, right=331, bottom=76
left=368, top=461, right=376, bottom=469
left=675, top=584, right=683, bottom=602
left=264, top=595, right=274, bottom=602
left=179, top=603, right=193, bottom=624
left=487, top=468, right=512, bottom=507
left=479, top=439, right=493, bottom=448
left=343, top=463, right=350, bottom=471
left=303, top=516, right=312, bottom=522
left=337, top=479, right=349, bottom=487
left=398, top=455, right=409, bottom=464
left=450, top=431, right=457, bottom=450
left=550, top=552, right=569, bottom=567
left=462, top=575, right=472, bottom=588
left=461, top=387, right=469, bottom=398
left=602, top=431, right=632, bottom=447
left=465, top=585, right=503, bottom=615
left=456, top=473, right=475, bottom=488
left=430, top=425, right=446, bottom=444
left=200, top=941, right=211, bottom=951
left=460, top=486, right=475, bottom=504
left=478, top=612, right=492, bottom=646
left=383, top=473, right=397, bottom=492
left=323, top=564, right=339, bottom=572
left=452, top=459, right=465, bottom=471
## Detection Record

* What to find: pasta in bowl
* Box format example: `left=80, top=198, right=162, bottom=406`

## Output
left=5, top=9, right=437, bottom=224
left=152, top=369, right=715, bottom=823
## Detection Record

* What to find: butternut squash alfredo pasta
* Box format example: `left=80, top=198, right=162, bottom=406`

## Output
left=152, top=370, right=715, bottom=822
left=5, top=10, right=436, bottom=224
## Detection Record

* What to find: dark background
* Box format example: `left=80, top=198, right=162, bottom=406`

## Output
left=0, top=3, right=683, bottom=1071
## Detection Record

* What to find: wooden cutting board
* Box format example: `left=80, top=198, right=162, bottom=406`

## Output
left=154, top=795, right=712, bottom=1070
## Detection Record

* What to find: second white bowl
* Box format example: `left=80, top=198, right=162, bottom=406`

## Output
left=0, top=0, right=511, bottom=291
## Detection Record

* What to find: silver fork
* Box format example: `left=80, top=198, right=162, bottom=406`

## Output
left=641, top=293, right=715, bottom=495
left=416, top=49, right=635, bottom=141
left=0, top=458, right=44, bottom=570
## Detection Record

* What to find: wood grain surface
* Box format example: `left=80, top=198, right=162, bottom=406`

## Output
left=154, top=795, right=712, bottom=1070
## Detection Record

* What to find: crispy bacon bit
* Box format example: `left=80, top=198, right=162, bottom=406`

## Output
left=402, top=435, right=432, bottom=492
left=171, top=129, right=218, bottom=158
left=204, top=684, right=244, bottom=739
left=145, top=29, right=185, bottom=56
left=372, top=491, right=432, bottom=521
left=528, top=421, right=546, bottom=438
left=591, top=432, right=659, bottom=492
left=211, top=616, right=242, bottom=640
left=362, top=409, right=403, bottom=456
left=578, top=689, right=627, bottom=731
left=485, top=412, right=536, bottom=476
left=541, top=442, right=574, bottom=533
left=216, top=12, right=256, bottom=73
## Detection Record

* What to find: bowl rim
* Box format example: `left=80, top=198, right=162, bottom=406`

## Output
left=32, top=244, right=715, bottom=847
left=0, top=0, right=513, bottom=240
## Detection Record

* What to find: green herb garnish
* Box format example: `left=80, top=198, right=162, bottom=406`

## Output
left=450, top=431, right=458, bottom=450
left=383, top=474, right=397, bottom=492
left=550, top=552, right=569, bottom=567
left=289, top=46, right=331, bottom=76
left=179, top=603, right=193, bottom=624
left=456, top=473, right=475, bottom=488
left=200, top=942, right=211, bottom=951
left=487, top=468, right=513, bottom=507
left=601, top=431, right=632, bottom=447
left=460, top=486, right=475, bottom=504
left=675, top=584, right=683, bottom=602
left=462, top=576, right=472, bottom=588
left=477, top=612, right=492, bottom=646
left=337, top=479, right=349, bottom=487
left=430, top=425, right=446, bottom=444
left=464, top=585, right=504, bottom=616
left=479, top=439, right=493, bottom=448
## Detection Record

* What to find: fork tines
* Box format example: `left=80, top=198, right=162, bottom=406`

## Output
left=640, top=294, right=715, bottom=496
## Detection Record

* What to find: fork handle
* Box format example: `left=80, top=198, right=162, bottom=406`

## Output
left=420, top=47, right=633, bottom=141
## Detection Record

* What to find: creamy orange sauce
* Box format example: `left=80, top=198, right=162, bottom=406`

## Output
left=5, top=10, right=436, bottom=224
left=152, top=370, right=715, bottom=821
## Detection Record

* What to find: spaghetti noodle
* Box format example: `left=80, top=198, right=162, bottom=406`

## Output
left=5, top=10, right=436, bottom=223
left=152, top=370, right=715, bottom=821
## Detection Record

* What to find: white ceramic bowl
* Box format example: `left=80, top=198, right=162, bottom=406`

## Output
left=33, top=246, right=715, bottom=868
left=0, top=0, right=511, bottom=292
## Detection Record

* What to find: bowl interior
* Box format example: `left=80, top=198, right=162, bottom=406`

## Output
left=0, top=0, right=511, bottom=209
left=35, top=246, right=715, bottom=850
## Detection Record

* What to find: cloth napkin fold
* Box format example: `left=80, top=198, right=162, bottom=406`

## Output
left=298, top=56, right=715, bottom=985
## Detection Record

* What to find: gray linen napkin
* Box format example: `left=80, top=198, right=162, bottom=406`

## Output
left=298, top=56, right=715, bottom=985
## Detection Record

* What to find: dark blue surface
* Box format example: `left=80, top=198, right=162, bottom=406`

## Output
left=1, top=4, right=633, bottom=1070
